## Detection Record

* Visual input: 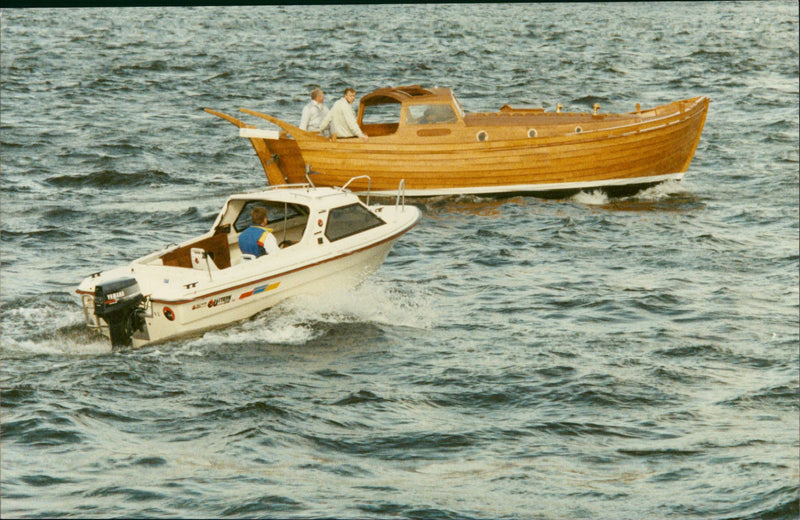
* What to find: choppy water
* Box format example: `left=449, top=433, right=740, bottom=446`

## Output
left=1, top=4, right=798, bottom=519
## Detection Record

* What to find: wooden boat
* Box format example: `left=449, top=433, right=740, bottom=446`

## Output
left=206, top=85, right=708, bottom=197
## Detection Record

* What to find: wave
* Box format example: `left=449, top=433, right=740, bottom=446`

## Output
left=161, top=279, right=436, bottom=353
left=45, top=169, right=183, bottom=189
left=724, top=486, right=799, bottom=520
left=274, top=279, right=436, bottom=331
left=41, top=207, right=83, bottom=220
left=691, top=48, right=736, bottom=59
left=570, top=95, right=611, bottom=107
left=1, top=228, right=75, bottom=241
left=1, top=417, right=85, bottom=446
left=570, top=182, right=706, bottom=212
left=1, top=296, right=112, bottom=357
left=720, top=383, right=800, bottom=410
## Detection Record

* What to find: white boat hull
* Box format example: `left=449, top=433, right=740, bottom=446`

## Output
left=138, top=238, right=397, bottom=348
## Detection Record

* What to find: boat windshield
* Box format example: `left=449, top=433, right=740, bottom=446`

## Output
left=405, top=104, right=458, bottom=125
left=234, top=201, right=308, bottom=233
left=325, top=203, right=385, bottom=242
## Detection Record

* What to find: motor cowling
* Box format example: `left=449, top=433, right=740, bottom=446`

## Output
left=94, top=278, right=145, bottom=349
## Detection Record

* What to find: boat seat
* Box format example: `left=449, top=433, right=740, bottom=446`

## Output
left=190, top=248, right=219, bottom=271
left=161, top=233, right=231, bottom=269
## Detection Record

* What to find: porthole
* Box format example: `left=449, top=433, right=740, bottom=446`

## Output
left=476, top=130, right=488, bottom=142
left=575, top=126, right=583, bottom=134
left=527, top=128, right=537, bottom=138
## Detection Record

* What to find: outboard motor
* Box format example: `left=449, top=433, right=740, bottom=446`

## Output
left=94, top=278, right=145, bottom=349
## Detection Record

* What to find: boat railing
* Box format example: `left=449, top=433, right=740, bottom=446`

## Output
left=305, top=164, right=317, bottom=187
left=396, top=179, right=406, bottom=211
left=264, top=183, right=313, bottom=191
left=341, top=175, right=372, bottom=206
left=232, top=183, right=318, bottom=202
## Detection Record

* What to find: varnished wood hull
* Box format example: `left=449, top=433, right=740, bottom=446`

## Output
left=210, top=95, right=708, bottom=197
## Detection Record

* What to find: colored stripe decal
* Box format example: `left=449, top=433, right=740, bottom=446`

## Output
left=239, top=282, right=280, bottom=300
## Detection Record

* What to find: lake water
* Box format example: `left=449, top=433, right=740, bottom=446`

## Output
left=1, top=3, right=798, bottom=519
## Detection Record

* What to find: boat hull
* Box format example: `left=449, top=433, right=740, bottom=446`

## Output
left=150, top=238, right=398, bottom=348
left=79, top=235, right=403, bottom=349
left=77, top=189, right=420, bottom=349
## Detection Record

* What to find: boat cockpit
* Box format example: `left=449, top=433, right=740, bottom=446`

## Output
left=147, top=199, right=310, bottom=272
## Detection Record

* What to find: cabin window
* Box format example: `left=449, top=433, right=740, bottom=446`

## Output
left=324, top=203, right=386, bottom=242
left=405, top=104, right=458, bottom=125
left=361, top=103, right=402, bottom=125
left=476, top=130, right=488, bottom=142
left=234, top=201, right=308, bottom=233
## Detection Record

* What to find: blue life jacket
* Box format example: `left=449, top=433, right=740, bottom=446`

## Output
left=238, top=226, right=272, bottom=257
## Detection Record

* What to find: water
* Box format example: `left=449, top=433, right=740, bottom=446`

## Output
left=1, top=3, right=798, bottom=518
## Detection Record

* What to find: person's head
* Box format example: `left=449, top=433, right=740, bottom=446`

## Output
left=310, top=88, right=324, bottom=103
left=251, top=206, right=268, bottom=226
left=344, top=88, right=356, bottom=103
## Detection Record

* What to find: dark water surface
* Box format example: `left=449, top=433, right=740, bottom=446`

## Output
left=1, top=4, right=798, bottom=519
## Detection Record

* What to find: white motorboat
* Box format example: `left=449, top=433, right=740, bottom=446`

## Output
left=76, top=180, right=420, bottom=349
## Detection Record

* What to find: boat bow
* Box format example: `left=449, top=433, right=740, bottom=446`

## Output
left=238, top=108, right=329, bottom=142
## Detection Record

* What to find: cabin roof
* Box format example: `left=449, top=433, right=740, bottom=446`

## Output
left=360, top=85, right=454, bottom=106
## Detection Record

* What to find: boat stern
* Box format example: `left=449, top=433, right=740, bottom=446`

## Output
left=77, top=270, right=152, bottom=349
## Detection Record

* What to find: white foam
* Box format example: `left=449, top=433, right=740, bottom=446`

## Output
left=571, top=180, right=687, bottom=205
left=276, top=279, right=436, bottom=330
left=3, top=332, right=112, bottom=357
left=633, top=179, right=687, bottom=200
left=571, top=189, right=609, bottom=205
left=197, top=319, right=319, bottom=346
left=189, top=279, right=436, bottom=348
left=2, top=304, right=113, bottom=356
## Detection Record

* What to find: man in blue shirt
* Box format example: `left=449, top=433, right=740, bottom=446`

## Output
left=238, top=207, right=279, bottom=257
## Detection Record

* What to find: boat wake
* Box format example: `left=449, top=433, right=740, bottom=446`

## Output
left=1, top=298, right=112, bottom=357
left=284, top=279, right=434, bottom=327
left=172, top=279, right=437, bottom=352
left=193, top=313, right=321, bottom=348
left=569, top=180, right=709, bottom=214
left=631, top=179, right=689, bottom=200
left=2, top=278, right=433, bottom=357
left=571, top=179, right=688, bottom=206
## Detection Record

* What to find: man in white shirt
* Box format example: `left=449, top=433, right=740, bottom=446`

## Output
left=299, top=88, right=329, bottom=135
left=318, top=88, right=369, bottom=141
